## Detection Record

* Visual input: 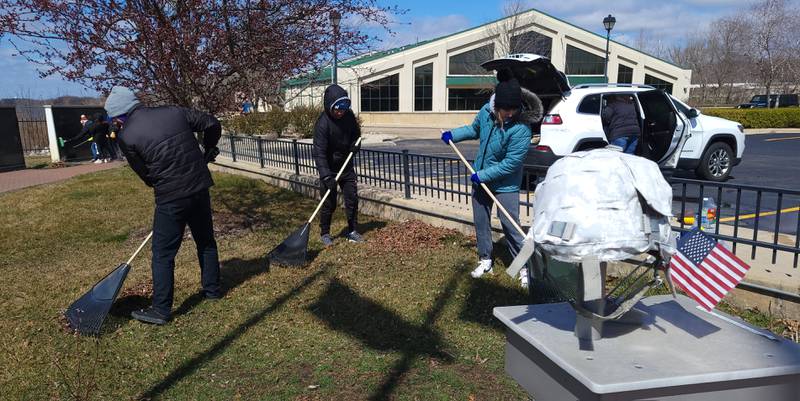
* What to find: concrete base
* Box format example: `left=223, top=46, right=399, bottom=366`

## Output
left=494, top=295, right=800, bottom=401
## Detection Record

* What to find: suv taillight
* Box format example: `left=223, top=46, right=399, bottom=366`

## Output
left=542, top=114, right=562, bottom=125
left=534, top=145, right=552, bottom=152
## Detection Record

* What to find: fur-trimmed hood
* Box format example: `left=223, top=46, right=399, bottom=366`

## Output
left=489, top=87, right=544, bottom=127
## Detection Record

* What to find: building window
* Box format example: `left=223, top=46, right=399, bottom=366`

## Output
left=448, top=88, right=491, bottom=111
left=509, top=31, right=552, bottom=57
left=644, top=74, right=673, bottom=94
left=361, top=74, right=399, bottom=112
left=565, top=45, right=605, bottom=75
left=449, top=44, right=495, bottom=75
left=617, top=64, right=633, bottom=84
left=414, top=63, right=433, bottom=111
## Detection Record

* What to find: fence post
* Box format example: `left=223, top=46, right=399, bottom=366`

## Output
left=229, top=136, right=237, bottom=162
left=402, top=149, right=412, bottom=199
left=257, top=137, right=265, bottom=168
left=43, top=105, right=61, bottom=162
left=292, top=139, right=300, bottom=176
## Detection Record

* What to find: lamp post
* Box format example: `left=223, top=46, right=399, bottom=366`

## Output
left=330, top=10, right=342, bottom=84
left=603, top=14, right=616, bottom=83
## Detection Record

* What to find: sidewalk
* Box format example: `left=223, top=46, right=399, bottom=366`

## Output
left=0, top=161, right=123, bottom=194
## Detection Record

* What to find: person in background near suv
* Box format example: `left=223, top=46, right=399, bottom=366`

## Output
left=602, top=94, right=640, bottom=154
left=313, top=84, right=363, bottom=247
left=442, top=78, right=539, bottom=287
left=105, top=85, right=223, bottom=326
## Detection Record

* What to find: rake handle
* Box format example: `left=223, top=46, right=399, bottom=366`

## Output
left=127, top=231, right=153, bottom=265
left=307, top=137, right=363, bottom=224
left=447, top=140, right=525, bottom=237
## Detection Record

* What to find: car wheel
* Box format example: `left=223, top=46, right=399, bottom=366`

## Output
left=697, top=142, right=733, bottom=181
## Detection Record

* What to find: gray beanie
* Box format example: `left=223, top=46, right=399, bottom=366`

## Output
left=104, top=86, right=141, bottom=117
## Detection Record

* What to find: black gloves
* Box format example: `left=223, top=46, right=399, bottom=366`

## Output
left=349, top=141, right=361, bottom=154
left=321, top=175, right=337, bottom=191
left=204, top=146, right=220, bottom=163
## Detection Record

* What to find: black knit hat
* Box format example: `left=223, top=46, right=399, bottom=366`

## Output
left=494, top=78, right=522, bottom=109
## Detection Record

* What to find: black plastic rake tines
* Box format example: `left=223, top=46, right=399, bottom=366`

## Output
left=268, top=223, right=311, bottom=266
left=65, top=262, right=131, bottom=336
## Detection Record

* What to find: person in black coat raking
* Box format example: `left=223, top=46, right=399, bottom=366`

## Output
left=312, top=84, right=363, bottom=247
left=104, top=86, right=222, bottom=325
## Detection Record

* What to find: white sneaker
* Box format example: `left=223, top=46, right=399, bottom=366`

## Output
left=519, top=267, right=529, bottom=289
left=92, top=159, right=102, bottom=164
left=470, top=259, right=493, bottom=278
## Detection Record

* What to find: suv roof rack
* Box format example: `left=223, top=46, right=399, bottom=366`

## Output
left=572, top=83, right=656, bottom=89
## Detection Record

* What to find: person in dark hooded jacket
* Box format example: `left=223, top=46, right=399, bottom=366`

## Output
left=312, top=84, right=363, bottom=247
left=104, top=85, right=222, bottom=326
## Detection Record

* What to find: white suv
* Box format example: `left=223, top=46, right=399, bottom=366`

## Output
left=481, top=54, right=746, bottom=181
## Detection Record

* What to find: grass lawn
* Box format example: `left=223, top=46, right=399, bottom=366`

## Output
left=0, top=167, right=531, bottom=400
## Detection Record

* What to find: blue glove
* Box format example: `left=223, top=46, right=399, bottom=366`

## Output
left=441, top=131, right=453, bottom=144
left=470, top=172, right=481, bottom=184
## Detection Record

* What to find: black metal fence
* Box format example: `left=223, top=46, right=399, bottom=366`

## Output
left=219, top=135, right=799, bottom=272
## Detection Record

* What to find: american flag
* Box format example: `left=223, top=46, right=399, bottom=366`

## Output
left=669, top=229, right=751, bottom=311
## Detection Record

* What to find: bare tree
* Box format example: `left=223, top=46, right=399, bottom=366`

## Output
left=633, top=29, right=671, bottom=60
left=669, top=36, right=710, bottom=104
left=487, top=1, right=550, bottom=57
left=707, top=16, right=748, bottom=104
left=742, top=0, right=796, bottom=107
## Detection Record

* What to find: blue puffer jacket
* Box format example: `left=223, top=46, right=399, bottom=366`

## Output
left=451, top=101, right=535, bottom=193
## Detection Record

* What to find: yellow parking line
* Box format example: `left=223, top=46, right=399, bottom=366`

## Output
left=719, top=206, right=800, bottom=222
left=764, top=136, right=800, bottom=142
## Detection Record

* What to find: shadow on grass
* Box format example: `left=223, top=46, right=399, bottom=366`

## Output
left=458, top=279, right=529, bottom=332
left=213, top=176, right=308, bottom=230
left=308, top=267, right=464, bottom=401
left=110, top=255, right=270, bottom=320
left=137, top=266, right=328, bottom=400
left=172, top=256, right=271, bottom=317
left=334, top=219, right=388, bottom=238
left=308, top=279, right=451, bottom=360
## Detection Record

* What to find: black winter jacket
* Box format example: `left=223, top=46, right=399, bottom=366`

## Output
left=312, top=85, right=361, bottom=179
left=601, top=99, right=641, bottom=142
left=117, top=106, right=221, bottom=204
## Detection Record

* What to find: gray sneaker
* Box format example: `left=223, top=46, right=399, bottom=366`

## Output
left=321, top=234, right=334, bottom=248
left=345, top=231, right=365, bottom=243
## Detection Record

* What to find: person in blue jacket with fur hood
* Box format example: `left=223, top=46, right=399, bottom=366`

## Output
left=442, top=77, right=542, bottom=287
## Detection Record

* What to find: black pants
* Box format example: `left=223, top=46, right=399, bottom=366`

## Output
left=319, top=170, right=358, bottom=236
left=151, top=189, right=220, bottom=315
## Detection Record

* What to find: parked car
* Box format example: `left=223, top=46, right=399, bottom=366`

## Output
left=480, top=54, right=746, bottom=181
left=737, top=94, right=799, bottom=108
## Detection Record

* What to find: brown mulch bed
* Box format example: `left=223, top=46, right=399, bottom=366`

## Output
left=368, top=220, right=462, bottom=255
left=118, top=279, right=153, bottom=299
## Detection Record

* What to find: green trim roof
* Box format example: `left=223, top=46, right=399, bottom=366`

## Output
left=285, top=7, right=685, bottom=88
left=566, top=75, right=608, bottom=85
left=446, top=75, right=498, bottom=87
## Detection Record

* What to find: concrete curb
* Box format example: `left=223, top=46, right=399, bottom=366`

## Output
left=744, top=128, right=800, bottom=135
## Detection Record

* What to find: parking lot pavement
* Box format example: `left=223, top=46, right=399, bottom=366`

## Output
left=0, top=161, right=123, bottom=194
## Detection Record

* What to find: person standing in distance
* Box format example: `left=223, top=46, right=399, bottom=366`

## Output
left=104, top=86, right=223, bottom=325
left=312, top=84, right=363, bottom=247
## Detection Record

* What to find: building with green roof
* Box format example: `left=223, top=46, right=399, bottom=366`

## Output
left=284, top=8, right=691, bottom=130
